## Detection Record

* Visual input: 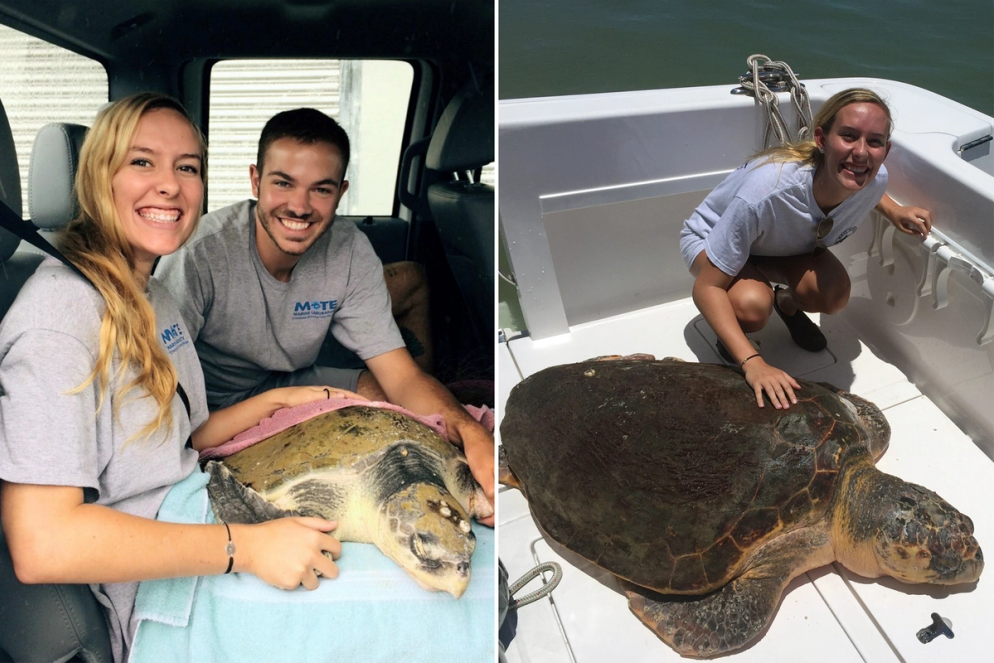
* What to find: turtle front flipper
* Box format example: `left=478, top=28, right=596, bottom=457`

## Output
left=624, top=526, right=834, bottom=657
left=497, top=444, right=521, bottom=490
left=205, top=460, right=301, bottom=524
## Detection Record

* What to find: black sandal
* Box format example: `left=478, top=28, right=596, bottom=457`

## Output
left=773, top=286, right=827, bottom=352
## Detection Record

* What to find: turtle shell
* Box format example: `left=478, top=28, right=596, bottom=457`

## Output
left=499, top=359, right=881, bottom=594
left=222, top=405, right=458, bottom=494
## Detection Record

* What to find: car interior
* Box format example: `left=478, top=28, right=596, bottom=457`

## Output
left=0, top=1, right=494, bottom=660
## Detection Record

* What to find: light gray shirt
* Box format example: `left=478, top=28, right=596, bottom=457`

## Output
left=0, top=258, right=209, bottom=663
left=156, top=200, right=404, bottom=408
left=679, top=160, right=888, bottom=275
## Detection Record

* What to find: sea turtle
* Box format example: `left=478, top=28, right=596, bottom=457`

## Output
left=205, top=405, right=492, bottom=597
left=499, top=357, right=983, bottom=657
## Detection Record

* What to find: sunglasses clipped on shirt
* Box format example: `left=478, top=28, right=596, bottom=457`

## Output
left=812, top=216, right=834, bottom=257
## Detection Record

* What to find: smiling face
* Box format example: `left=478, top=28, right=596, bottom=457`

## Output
left=813, top=102, right=891, bottom=209
left=250, top=137, right=349, bottom=278
left=111, top=108, right=204, bottom=279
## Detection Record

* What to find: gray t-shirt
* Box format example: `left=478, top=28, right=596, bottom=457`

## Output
left=0, top=258, right=209, bottom=663
left=156, top=200, right=404, bottom=408
left=679, top=160, right=888, bottom=276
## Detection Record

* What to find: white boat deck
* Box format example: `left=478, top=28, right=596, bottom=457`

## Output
left=497, top=297, right=994, bottom=662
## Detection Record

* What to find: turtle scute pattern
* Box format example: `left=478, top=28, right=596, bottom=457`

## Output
left=501, top=359, right=871, bottom=594
left=221, top=406, right=459, bottom=495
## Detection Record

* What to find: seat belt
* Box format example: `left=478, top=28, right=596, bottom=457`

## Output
left=0, top=197, right=86, bottom=279
left=0, top=197, right=194, bottom=439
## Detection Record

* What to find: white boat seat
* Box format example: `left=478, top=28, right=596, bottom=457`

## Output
left=426, top=81, right=495, bottom=349
left=0, top=118, right=111, bottom=663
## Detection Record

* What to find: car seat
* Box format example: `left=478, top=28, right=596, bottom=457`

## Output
left=0, top=98, right=44, bottom=316
left=425, top=81, right=495, bottom=350
left=0, top=118, right=111, bottom=663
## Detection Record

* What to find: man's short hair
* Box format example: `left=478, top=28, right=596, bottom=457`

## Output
left=256, top=108, right=351, bottom=180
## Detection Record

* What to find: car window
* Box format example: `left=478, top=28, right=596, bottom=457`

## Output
left=0, top=24, right=107, bottom=212
left=208, top=59, right=414, bottom=216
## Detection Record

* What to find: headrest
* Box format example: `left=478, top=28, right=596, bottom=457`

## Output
left=426, top=82, right=494, bottom=172
left=29, top=123, right=88, bottom=230
left=0, top=96, right=24, bottom=262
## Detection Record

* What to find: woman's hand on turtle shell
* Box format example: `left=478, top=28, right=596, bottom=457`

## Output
left=237, top=517, right=342, bottom=590
left=742, top=358, right=800, bottom=409
left=277, top=386, right=368, bottom=409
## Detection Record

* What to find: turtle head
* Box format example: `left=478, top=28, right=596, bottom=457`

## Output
left=871, top=481, right=983, bottom=585
left=377, top=482, right=476, bottom=597
left=843, top=471, right=984, bottom=585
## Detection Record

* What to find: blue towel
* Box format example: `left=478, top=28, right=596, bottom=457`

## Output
left=131, top=469, right=495, bottom=663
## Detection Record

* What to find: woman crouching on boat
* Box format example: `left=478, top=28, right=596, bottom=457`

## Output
left=680, top=88, right=931, bottom=410
left=0, top=93, right=363, bottom=663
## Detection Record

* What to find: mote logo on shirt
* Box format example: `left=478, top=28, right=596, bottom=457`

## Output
left=160, top=323, right=189, bottom=353
left=293, top=299, right=338, bottom=319
left=833, top=226, right=858, bottom=245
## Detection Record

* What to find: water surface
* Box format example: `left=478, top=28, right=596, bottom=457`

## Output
left=499, top=0, right=993, bottom=113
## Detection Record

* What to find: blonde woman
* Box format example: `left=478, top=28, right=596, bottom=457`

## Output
left=0, top=93, right=362, bottom=663
left=680, top=88, right=931, bottom=410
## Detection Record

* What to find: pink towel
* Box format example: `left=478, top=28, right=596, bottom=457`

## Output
left=200, top=398, right=495, bottom=460
left=464, top=404, right=494, bottom=432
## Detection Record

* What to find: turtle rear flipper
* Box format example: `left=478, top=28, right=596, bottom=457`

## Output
left=623, top=569, right=787, bottom=658
left=205, top=460, right=300, bottom=524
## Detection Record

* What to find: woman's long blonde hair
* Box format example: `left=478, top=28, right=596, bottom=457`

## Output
left=60, top=93, right=206, bottom=441
left=752, top=88, right=893, bottom=167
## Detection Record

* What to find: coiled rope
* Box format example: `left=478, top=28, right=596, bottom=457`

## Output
left=736, top=54, right=814, bottom=148
left=507, top=561, right=563, bottom=610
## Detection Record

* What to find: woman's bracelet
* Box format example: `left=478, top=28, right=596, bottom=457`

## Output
left=740, top=353, right=761, bottom=368
left=222, top=521, right=236, bottom=574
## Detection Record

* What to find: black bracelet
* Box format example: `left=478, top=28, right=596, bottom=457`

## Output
left=223, top=521, right=235, bottom=574
left=740, top=353, right=761, bottom=368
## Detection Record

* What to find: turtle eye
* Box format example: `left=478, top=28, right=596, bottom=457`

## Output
left=413, top=533, right=427, bottom=557
left=410, top=532, right=442, bottom=569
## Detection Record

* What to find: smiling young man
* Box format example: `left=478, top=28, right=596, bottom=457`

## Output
left=156, top=108, right=494, bottom=523
left=679, top=89, right=931, bottom=410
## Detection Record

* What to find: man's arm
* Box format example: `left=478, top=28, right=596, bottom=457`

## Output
left=154, top=247, right=211, bottom=341
left=364, top=348, right=495, bottom=526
